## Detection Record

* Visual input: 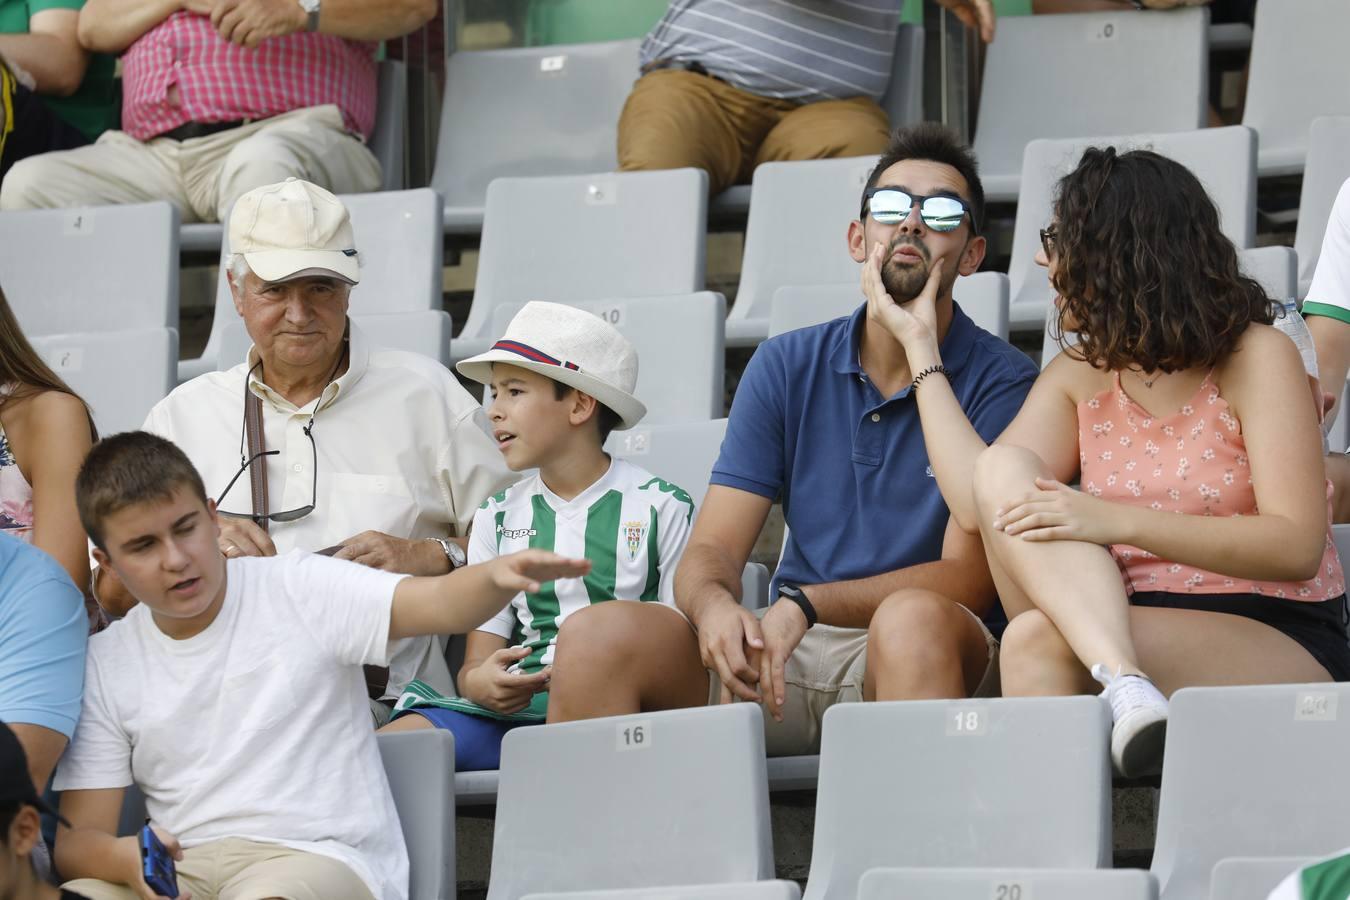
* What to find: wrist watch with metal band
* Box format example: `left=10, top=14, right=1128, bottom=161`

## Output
left=428, top=536, right=467, bottom=570
left=298, top=0, right=320, bottom=32
left=777, top=583, right=817, bottom=629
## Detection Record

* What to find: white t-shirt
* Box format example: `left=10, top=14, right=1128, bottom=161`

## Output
left=54, top=552, right=411, bottom=900
left=474, top=458, right=694, bottom=671
left=1305, top=177, right=1350, bottom=324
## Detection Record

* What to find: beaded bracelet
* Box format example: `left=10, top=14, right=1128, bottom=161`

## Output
left=912, top=364, right=951, bottom=391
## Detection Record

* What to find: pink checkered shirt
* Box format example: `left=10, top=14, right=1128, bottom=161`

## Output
left=120, top=11, right=377, bottom=142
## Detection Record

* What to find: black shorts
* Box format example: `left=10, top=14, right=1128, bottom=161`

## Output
left=1130, top=591, right=1350, bottom=682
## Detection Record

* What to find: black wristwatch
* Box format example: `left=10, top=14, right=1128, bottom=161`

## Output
left=777, top=583, right=817, bottom=629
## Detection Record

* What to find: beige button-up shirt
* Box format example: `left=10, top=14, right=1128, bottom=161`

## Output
left=142, top=322, right=515, bottom=700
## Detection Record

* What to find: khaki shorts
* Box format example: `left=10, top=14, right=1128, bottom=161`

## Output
left=702, top=607, right=1000, bottom=757
left=65, top=838, right=376, bottom=900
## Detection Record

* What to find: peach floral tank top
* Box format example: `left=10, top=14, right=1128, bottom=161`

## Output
left=1077, top=372, right=1343, bottom=600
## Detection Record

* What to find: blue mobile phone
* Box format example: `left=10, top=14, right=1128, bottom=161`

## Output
left=139, top=822, right=179, bottom=898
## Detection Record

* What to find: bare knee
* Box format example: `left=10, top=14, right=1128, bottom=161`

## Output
left=868, top=589, right=966, bottom=670
left=972, top=444, right=1048, bottom=519
left=999, top=610, right=1081, bottom=695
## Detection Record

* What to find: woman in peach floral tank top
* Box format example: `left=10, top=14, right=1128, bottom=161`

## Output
left=863, top=147, right=1349, bottom=779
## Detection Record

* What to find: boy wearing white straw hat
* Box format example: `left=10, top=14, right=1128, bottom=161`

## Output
left=380, top=302, right=697, bottom=769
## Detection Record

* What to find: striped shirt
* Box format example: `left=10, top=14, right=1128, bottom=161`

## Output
left=474, top=459, right=695, bottom=673
left=640, top=0, right=901, bottom=103
left=1268, top=851, right=1350, bottom=900
left=119, top=11, right=377, bottom=142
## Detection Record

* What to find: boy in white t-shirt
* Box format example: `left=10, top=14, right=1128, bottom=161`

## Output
left=381, top=302, right=698, bottom=770
left=54, top=431, right=587, bottom=900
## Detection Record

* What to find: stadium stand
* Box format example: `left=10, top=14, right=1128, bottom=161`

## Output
left=1151, top=684, right=1350, bottom=900
left=1012, top=126, right=1257, bottom=332
left=486, top=705, right=774, bottom=899
left=803, top=696, right=1112, bottom=900
left=454, top=168, right=708, bottom=360
left=489, top=293, right=726, bottom=423
left=1209, top=858, right=1315, bottom=900
left=523, top=885, right=801, bottom=900
left=1242, top=0, right=1350, bottom=178
left=1294, top=117, right=1350, bottom=298
left=857, top=868, right=1158, bottom=900
left=182, top=187, right=446, bottom=380
left=972, top=8, right=1209, bottom=203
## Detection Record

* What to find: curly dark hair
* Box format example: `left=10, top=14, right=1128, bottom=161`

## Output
left=1049, top=147, right=1277, bottom=373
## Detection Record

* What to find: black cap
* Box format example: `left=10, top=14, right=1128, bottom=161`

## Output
left=0, top=721, right=70, bottom=826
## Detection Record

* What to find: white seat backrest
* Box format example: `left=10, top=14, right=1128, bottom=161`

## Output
left=31, top=328, right=177, bottom=436
left=1295, top=119, right=1350, bottom=297
left=522, top=884, right=801, bottom=900
left=376, top=729, right=455, bottom=900
left=1208, top=857, right=1315, bottom=900
left=605, top=418, right=729, bottom=510
left=858, top=868, right=1157, bottom=900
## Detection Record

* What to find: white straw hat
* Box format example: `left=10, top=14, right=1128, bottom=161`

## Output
left=228, top=178, right=360, bottom=285
left=456, top=301, right=646, bottom=430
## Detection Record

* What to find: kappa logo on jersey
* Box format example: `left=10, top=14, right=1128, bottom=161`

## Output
left=622, top=520, right=648, bottom=560
left=497, top=525, right=537, bottom=539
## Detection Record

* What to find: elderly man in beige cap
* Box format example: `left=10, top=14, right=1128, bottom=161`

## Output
left=92, top=177, right=514, bottom=723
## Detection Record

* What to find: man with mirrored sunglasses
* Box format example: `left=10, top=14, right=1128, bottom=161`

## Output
left=91, top=178, right=515, bottom=725
left=548, top=124, right=1038, bottom=753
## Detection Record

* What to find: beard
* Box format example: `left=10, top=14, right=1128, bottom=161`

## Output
left=880, top=235, right=934, bottom=302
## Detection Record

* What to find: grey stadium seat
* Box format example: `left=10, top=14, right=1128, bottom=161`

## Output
left=487, top=705, right=774, bottom=900
left=377, top=729, right=456, bottom=900
left=524, top=884, right=801, bottom=900
left=1040, top=245, right=1299, bottom=370
left=181, top=187, right=445, bottom=381
left=1294, top=118, right=1350, bottom=298
left=218, top=310, right=454, bottom=369
left=858, top=868, right=1157, bottom=900
left=433, top=39, right=640, bottom=233
left=1012, top=126, right=1257, bottom=332
left=0, top=202, right=179, bottom=335
left=1152, top=684, right=1350, bottom=900
left=31, top=328, right=176, bottom=435
left=489, top=293, right=725, bottom=423
left=973, top=9, right=1208, bottom=202
left=1242, top=0, right=1350, bottom=177
left=1209, top=858, right=1314, bottom=900
left=804, top=696, right=1112, bottom=900
left=456, top=168, right=707, bottom=361
left=769, top=273, right=1009, bottom=341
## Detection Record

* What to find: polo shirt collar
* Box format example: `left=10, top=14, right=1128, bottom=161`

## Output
left=830, top=300, right=980, bottom=378
left=246, top=318, right=371, bottom=414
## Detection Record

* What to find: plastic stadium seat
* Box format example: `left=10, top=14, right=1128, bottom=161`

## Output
left=604, top=418, right=727, bottom=510
left=1242, top=0, right=1350, bottom=177
left=181, top=187, right=445, bottom=381
left=768, top=273, right=1009, bottom=341
left=489, top=293, right=725, bottom=424
left=1209, top=858, right=1314, bottom=900
left=218, top=310, right=454, bottom=369
left=1040, top=245, right=1298, bottom=370
left=487, top=705, right=774, bottom=900
left=0, top=202, right=179, bottom=336
left=708, top=24, right=924, bottom=221
left=523, top=884, right=802, bottom=900
left=1011, top=126, right=1257, bottom=332
left=456, top=168, right=708, bottom=361
left=1333, top=526, right=1350, bottom=575
left=1152, top=684, right=1350, bottom=900
left=377, top=729, right=456, bottom=900
left=30, top=328, right=176, bottom=435
left=433, top=39, right=640, bottom=234
left=858, top=868, right=1157, bottom=900
left=729, top=156, right=880, bottom=345
left=973, top=9, right=1208, bottom=202
left=803, top=696, right=1112, bottom=900
left=1294, top=118, right=1350, bottom=299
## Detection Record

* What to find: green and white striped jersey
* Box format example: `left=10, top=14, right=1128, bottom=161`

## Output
left=1268, top=851, right=1350, bottom=900
left=472, top=458, right=695, bottom=673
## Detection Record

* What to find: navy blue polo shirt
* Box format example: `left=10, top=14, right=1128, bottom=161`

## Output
left=711, top=303, right=1038, bottom=617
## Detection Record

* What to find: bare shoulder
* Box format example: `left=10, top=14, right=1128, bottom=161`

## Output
left=6, top=389, right=92, bottom=444
left=1039, top=350, right=1111, bottom=405
left=1222, top=322, right=1301, bottom=380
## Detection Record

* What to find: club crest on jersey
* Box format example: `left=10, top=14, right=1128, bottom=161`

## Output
left=623, top=520, right=648, bottom=560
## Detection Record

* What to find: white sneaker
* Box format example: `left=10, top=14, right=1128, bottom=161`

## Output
left=1091, top=663, right=1168, bottom=778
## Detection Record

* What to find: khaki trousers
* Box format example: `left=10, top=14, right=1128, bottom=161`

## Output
left=617, top=68, right=891, bottom=195
left=64, top=838, right=377, bottom=900
left=0, top=104, right=380, bottom=223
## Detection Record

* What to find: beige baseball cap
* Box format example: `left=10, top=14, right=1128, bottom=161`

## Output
left=228, top=178, right=360, bottom=285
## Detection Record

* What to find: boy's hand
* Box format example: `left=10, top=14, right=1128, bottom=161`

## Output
left=461, top=646, right=551, bottom=714
left=120, top=828, right=191, bottom=900
left=489, top=551, right=591, bottom=594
